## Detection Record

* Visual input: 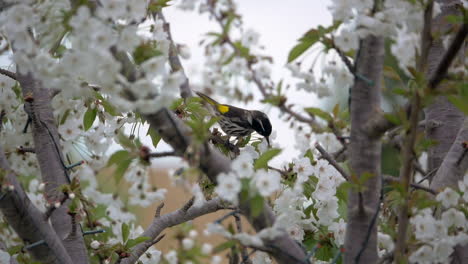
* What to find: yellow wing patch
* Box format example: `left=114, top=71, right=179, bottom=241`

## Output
left=217, top=104, right=229, bottom=114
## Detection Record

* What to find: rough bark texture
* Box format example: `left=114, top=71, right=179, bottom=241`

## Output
left=0, top=147, right=73, bottom=264
left=344, top=34, right=384, bottom=263
left=424, top=1, right=467, bottom=263
left=425, top=1, right=465, bottom=180
left=430, top=117, right=468, bottom=190
left=16, top=72, right=88, bottom=263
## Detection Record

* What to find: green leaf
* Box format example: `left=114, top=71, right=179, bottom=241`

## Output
left=133, top=42, right=163, bottom=64
left=213, top=240, right=237, bottom=253
left=114, top=158, right=133, bottom=183
left=83, top=107, right=97, bottom=131
left=126, top=236, right=150, bottom=248
left=288, top=39, right=315, bottom=63
left=383, top=113, right=401, bottom=125
left=146, top=126, right=161, bottom=148
left=117, top=132, right=136, bottom=150
left=60, top=109, right=71, bottom=125
left=121, top=223, right=130, bottom=243
left=254, top=148, right=282, bottom=170
left=448, top=95, right=468, bottom=115
left=383, top=66, right=402, bottom=81
left=304, top=149, right=314, bottom=163
left=250, top=194, right=264, bottom=218
left=108, top=150, right=131, bottom=166
left=304, top=107, right=333, bottom=122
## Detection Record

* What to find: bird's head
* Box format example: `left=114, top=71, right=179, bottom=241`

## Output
left=250, top=110, right=272, bottom=146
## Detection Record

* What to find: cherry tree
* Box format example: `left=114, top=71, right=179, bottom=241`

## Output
left=0, top=0, right=467, bottom=263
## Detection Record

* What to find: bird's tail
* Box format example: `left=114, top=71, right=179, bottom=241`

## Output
left=196, top=91, right=219, bottom=106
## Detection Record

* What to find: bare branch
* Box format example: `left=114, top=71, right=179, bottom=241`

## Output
left=0, top=147, right=74, bottom=264
left=155, top=203, right=165, bottom=218
left=428, top=21, right=467, bottom=89
left=121, top=198, right=225, bottom=264
left=383, top=175, right=436, bottom=195
left=395, top=2, right=434, bottom=260
left=15, top=69, right=87, bottom=262
left=430, top=117, right=468, bottom=190
left=315, top=143, right=349, bottom=181
left=148, top=151, right=176, bottom=158
left=0, top=68, right=16, bottom=81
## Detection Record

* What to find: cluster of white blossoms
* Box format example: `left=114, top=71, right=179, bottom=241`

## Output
left=409, top=174, right=468, bottom=263
left=215, top=145, right=281, bottom=205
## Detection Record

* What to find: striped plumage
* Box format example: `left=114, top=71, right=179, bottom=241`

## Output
left=196, top=91, right=272, bottom=145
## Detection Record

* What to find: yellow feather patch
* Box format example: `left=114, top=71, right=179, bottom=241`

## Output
left=217, top=104, right=229, bottom=114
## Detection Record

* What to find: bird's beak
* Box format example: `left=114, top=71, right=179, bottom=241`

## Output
left=265, top=136, right=270, bottom=148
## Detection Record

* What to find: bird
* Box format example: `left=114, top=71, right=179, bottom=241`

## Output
left=195, top=91, right=272, bottom=146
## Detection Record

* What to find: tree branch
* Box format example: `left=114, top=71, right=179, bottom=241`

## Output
left=16, top=70, right=87, bottom=262
left=0, top=147, right=74, bottom=264
left=121, top=198, right=225, bottom=264
left=430, top=117, right=468, bottom=190
left=344, top=1, right=385, bottom=262
left=0, top=68, right=16, bottom=81
left=315, top=143, right=349, bottom=181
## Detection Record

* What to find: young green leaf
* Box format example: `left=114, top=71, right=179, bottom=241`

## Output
left=121, top=223, right=130, bottom=243
left=126, top=237, right=150, bottom=249
left=250, top=194, right=264, bottom=218
left=254, top=148, right=281, bottom=170
left=304, top=107, right=333, bottom=122
left=83, top=107, right=97, bottom=131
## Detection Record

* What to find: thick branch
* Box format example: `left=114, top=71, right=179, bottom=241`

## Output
left=16, top=71, right=87, bottom=262
left=344, top=8, right=385, bottom=262
left=0, top=147, right=73, bottom=264
left=430, top=117, right=468, bottom=190
left=121, top=198, right=224, bottom=264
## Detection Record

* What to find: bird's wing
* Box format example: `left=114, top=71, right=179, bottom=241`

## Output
left=196, top=91, right=230, bottom=114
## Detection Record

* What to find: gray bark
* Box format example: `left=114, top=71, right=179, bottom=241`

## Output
left=344, top=34, right=385, bottom=263
left=0, top=147, right=73, bottom=264
left=16, top=72, right=88, bottom=263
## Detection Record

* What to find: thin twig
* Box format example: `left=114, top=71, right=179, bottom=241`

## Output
left=234, top=214, right=252, bottom=264
left=428, top=22, right=467, bottom=89
left=155, top=203, right=165, bottom=218
left=16, top=146, right=35, bottom=154
left=315, top=143, right=349, bottom=181
left=151, top=234, right=165, bottom=246
left=0, top=68, right=16, bottom=80
left=44, top=193, right=69, bottom=219
left=214, top=210, right=240, bottom=224
left=182, top=196, right=195, bottom=212
left=355, top=174, right=383, bottom=263
left=148, top=151, right=176, bottom=158
left=383, top=175, right=436, bottom=195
